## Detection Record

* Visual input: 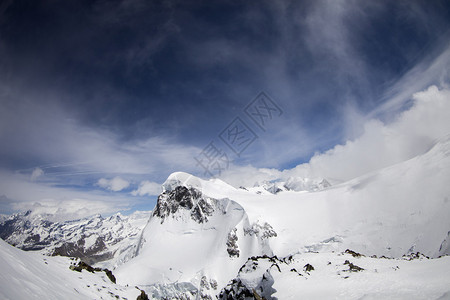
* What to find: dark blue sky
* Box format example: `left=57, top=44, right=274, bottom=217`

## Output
left=1, top=0, right=450, bottom=217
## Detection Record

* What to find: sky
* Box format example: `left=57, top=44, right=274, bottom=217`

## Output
left=1, top=0, right=450, bottom=219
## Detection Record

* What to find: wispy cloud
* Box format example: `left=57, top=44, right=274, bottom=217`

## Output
left=369, top=40, right=450, bottom=120
left=30, top=167, right=44, bottom=181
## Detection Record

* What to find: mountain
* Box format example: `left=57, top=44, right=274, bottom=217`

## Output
left=1, top=136, right=450, bottom=299
left=115, top=173, right=279, bottom=299
left=114, top=135, right=450, bottom=298
left=0, top=210, right=150, bottom=267
left=251, top=177, right=331, bottom=194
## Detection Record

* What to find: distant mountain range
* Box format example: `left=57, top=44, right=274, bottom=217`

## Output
left=0, top=210, right=150, bottom=267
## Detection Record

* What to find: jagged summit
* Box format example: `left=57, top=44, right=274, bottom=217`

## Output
left=153, top=185, right=219, bottom=224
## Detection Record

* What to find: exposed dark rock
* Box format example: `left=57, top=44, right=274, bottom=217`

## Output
left=210, top=279, right=218, bottom=290
left=283, top=255, right=294, bottom=264
left=218, top=278, right=254, bottom=299
left=153, top=186, right=217, bottom=224
left=200, top=276, right=210, bottom=290
left=136, top=290, right=149, bottom=300
left=195, top=276, right=216, bottom=300
left=191, top=198, right=214, bottom=223
left=70, top=261, right=116, bottom=283
left=239, top=260, right=258, bottom=273
left=344, top=249, right=364, bottom=258
left=343, top=260, right=364, bottom=272
left=104, top=268, right=116, bottom=284
left=403, top=251, right=430, bottom=260
left=290, top=268, right=303, bottom=276
left=226, top=228, right=240, bottom=258
left=244, top=222, right=277, bottom=239
left=70, top=261, right=96, bottom=273
left=247, top=255, right=282, bottom=264
left=153, top=186, right=194, bottom=220
left=271, top=263, right=281, bottom=272
left=303, top=264, right=314, bottom=272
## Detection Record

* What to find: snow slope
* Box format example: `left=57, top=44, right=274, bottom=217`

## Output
left=0, top=238, right=141, bottom=300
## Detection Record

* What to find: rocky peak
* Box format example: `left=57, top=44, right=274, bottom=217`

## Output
left=153, top=186, right=219, bottom=224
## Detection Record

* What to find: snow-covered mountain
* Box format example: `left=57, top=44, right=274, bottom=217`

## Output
left=0, top=210, right=150, bottom=267
left=1, top=135, right=450, bottom=299
left=115, top=173, right=280, bottom=298
left=113, top=135, right=450, bottom=299
left=251, top=177, right=331, bottom=194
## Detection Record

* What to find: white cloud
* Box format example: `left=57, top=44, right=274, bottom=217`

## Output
left=220, top=85, right=450, bottom=186
left=131, top=180, right=161, bottom=196
left=97, top=176, right=130, bottom=192
left=284, top=85, right=450, bottom=182
left=30, top=167, right=44, bottom=181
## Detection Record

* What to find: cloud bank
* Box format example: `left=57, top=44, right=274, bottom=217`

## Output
left=220, top=85, right=450, bottom=186
left=290, top=85, right=450, bottom=182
